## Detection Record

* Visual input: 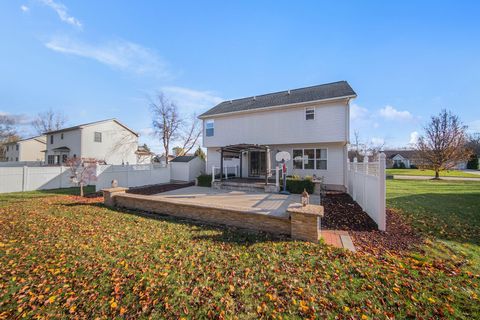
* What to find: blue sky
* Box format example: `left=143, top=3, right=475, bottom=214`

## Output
left=1, top=1, right=479, bottom=153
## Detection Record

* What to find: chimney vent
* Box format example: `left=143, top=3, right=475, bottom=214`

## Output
left=253, top=96, right=256, bottom=101
left=288, top=90, right=291, bottom=95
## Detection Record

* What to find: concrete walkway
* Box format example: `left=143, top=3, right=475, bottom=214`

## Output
left=321, top=230, right=356, bottom=252
left=394, top=175, right=480, bottom=181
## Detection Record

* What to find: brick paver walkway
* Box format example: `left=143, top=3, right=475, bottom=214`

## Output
left=321, top=230, right=356, bottom=251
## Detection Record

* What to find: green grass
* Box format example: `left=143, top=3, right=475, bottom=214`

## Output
left=386, top=168, right=480, bottom=178
left=0, top=185, right=479, bottom=318
left=387, top=179, right=480, bottom=273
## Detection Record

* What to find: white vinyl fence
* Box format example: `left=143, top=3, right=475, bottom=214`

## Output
left=0, top=164, right=171, bottom=193
left=347, top=153, right=386, bottom=231
left=94, top=164, right=171, bottom=191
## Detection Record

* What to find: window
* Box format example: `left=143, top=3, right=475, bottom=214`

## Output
left=50, top=135, right=54, bottom=144
left=16, top=145, right=19, bottom=151
left=6, top=146, right=8, bottom=151
left=316, top=149, right=327, bottom=170
left=303, top=149, right=315, bottom=169
left=205, top=120, right=214, bottom=137
left=94, top=132, right=102, bottom=142
left=305, top=107, right=315, bottom=120
left=62, top=154, right=68, bottom=163
left=15, top=157, right=18, bottom=162
left=47, top=155, right=55, bottom=165
left=61, top=133, right=64, bottom=139
left=292, top=148, right=327, bottom=170
left=293, top=149, right=303, bottom=169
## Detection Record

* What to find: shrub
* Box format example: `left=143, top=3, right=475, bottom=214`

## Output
left=399, top=162, right=406, bottom=169
left=197, top=174, right=212, bottom=187
left=393, top=162, right=399, bottom=169
left=410, top=164, right=418, bottom=169
left=286, top=178, right=314, bottom=194
left=467, top=154, right=479, bottom=170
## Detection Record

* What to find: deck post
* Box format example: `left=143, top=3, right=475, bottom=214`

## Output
left=212, top=166, right=215, bottom=184
left=378, top=153, right=386, bottom=231
left=275, top=166, right=280, bottom=188
left=220, top=149, right=224, bottom=181
left=265, top=146, right=270, bottom=185
left=239, top=152, right=243, bottom=178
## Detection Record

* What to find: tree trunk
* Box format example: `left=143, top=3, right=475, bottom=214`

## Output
left=80, top=182, right=84, bottom=197
left=434, top=169, right=440, bottom=179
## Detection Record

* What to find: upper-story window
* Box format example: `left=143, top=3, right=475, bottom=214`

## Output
left=61, top=133, right=64, bottom=139
left=205, top=120, right=214, bottom=137
left=50, top=135, right=54, bottom=144
left=305, top=107, right=315, bottom=120
left=16, top=144, right=19, bottom=151
left=94, top=132, right=102, bottom=142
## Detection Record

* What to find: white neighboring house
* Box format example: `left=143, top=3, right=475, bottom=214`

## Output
left=44, top=119, right=139, bottom=165
left=199, top=81, right=357, bottom=191
left=4, top=136, right=47, bottom=162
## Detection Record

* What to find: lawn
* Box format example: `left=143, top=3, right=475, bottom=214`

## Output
left=386, top=168, right=480, bottom=178
left=1, top=186, right=479, bottom=318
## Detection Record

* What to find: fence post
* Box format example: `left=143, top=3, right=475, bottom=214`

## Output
left=22, top=166, right=28, bottom=192
left=378, top=153, right=386, bottom=231
left=59, top=166, right=63, bottom=188
left=211, top=166, right=215, bottom=184
left=352, top=158, right=357, bottom=201
left=126, top=165, right=130, bottom=187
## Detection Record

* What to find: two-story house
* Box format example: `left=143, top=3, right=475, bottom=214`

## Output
left=44, top=119, right=139, bottom=165
left=199, top=81, right=356, bottom=191
left=4, top=135, right=47, bottom=162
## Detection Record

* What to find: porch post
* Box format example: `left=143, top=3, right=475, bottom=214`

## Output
left=239, top=152, right=243, bottom=178
left=265, top=146, right=270, bottom=185
left=220, top=148, right=224, bottom=181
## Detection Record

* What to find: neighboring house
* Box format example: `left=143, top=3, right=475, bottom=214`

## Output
left=383, top=150, right=422, bottom=168
left=199, top=81, right=357, bottom=191
left=136, top=145, right=154, bottom=164
left=154, top=154, right=176, bottom=165
left=170, top=155, right=205, bottom=182
left=44, top=119, right=139, bottom=165
left=3, top=135, right=46, bottom=162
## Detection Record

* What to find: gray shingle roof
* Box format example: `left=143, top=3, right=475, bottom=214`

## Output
left=171, top=155, right=197, bottom=163
left=199, top=81, right=356, bottom=118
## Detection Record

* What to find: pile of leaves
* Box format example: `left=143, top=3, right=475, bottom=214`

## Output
left=322, top=193, right=423, bottom=255
left=0, top=192, right=478, bottom=318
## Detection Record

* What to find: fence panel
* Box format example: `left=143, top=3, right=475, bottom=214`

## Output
left=347, top=154, right=386, bottom=231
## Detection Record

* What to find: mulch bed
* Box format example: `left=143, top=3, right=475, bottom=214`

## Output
left=126, top=182, right=195, bottom=195
left=322, top=193, right=423, bottom=255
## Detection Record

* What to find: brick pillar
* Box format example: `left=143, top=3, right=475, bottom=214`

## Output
left=102, top=187, right=128, bottom=207
left=288, top=204, right=324, bottom=242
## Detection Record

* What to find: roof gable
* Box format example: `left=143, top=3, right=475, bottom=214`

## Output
left=44, top=119, right=138, bottom=136
left=199, top=81, right=356, bottom=118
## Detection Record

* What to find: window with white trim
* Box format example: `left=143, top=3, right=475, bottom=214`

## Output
left=292, top=148, right=328, bottom=170
left=305, top=107, right=315, bottom=120
left=205, top=120, right=214, bottom=137
left=94, top=132, right=102, bottom=142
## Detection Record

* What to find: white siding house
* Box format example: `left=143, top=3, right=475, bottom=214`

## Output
left=44, top=119, right=139, bottom=165
left=199, top=81, right=356, bottom=190
left=4, top=136, right=46, bottom=162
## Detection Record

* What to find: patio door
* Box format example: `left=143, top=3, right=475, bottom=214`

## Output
left=249, top=151, right=266, bottom=177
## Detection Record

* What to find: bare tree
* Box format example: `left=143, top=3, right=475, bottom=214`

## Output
left=177, top=113, right=202, bottom=155
left=31, top=109, right=67, bottom=134
left=66, top=157, right=98, bottom=197
left=0, top=115, right=19, bottom=161
left=416, top=109, right=471, bottom=179
left=150, top=92, right=201, bottom=164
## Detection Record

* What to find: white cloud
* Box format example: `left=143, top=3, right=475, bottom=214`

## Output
left=409, top=131, right=419, bottom=144
left=20, top=5, right=29, bottom=12
left=379, top=105, right=413, bottom=121
left=350, top=103, right=369, bottom=121
left=45, top=36, right=169, bottom=77
left=371, top=137, right=385, bottom=146
left=138, top=127, right=154, bottom=137
left=39, top=0, right=82, bottom=28
left=161, top=86, right=223, bottom=114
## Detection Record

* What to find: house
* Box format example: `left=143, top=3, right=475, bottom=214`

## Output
left=136, top=145, right=155, bottom=164
left=44, top=119, right=139, bottom=165
left=3, top=135, right=46, bottom=162
left=383, top=150, right=422, bottom=168
left=199, top=81, right=357, bottom=191
left=170, top=155, right=206, bottom=182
